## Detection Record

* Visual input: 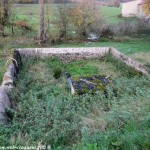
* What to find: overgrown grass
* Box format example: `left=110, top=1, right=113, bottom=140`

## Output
left=0, top=57, right=6, bottom=82
left=0, top=4, right=149, bottom=149
left=0, top=56, right=149, bottom=149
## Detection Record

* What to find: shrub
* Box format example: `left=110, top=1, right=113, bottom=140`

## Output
left=13, top=21, right=32, bottom=32
left=53, top=67, right=62, bottom=79
left=100, top=27, right=114, bottom=39
left=68, top=0, right=102, bottom=39
left=108, top=19, right=150, bottom=36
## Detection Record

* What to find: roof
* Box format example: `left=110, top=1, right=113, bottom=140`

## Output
left=121, top=0, right=137, bottom=3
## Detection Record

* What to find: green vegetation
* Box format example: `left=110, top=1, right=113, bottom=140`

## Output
left=66, top=60, right=99, bottom=77
left=100, top=6, right=137, bottom=24
left=1, top=35, right=150, bottom=83
left=55, top=35, right=150, bottom=55
left=53, top=67, right=62, bottom=79
left=66, top=55, right=143, bottom=79
left=13, top=5, right=137, bottom=25
left=0, top=4, right=150, bottom=149
left=0, top=56, right=149, bottom=149
left=0, top=57, right=5, bottom=82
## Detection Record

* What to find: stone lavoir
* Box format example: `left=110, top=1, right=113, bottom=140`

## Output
left=0, top=47, right=149, bottom=124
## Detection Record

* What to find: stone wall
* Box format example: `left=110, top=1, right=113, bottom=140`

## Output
left=0, top=50, right=21, bottom=124
left=16, top=47, right=110, bottom=63
left=16, top=47, right=148, bottom=74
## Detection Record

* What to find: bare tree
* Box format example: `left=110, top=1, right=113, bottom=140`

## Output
left=38, top=0, right=46, bottom=46
left=57, top=4, right=69, bottom=40
left=114, top=0, right=120, bottom=7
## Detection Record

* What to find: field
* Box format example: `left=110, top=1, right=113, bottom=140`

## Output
left=100, top=6, right=137, bottom=24
left=0, top=4, right=150, bottom=149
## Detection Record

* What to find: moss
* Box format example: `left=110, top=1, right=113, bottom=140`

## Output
left=97, top=84, right=106, bottom=91
left=72, top=75, right=109, bottom=94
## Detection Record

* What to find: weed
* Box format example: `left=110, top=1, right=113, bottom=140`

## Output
left=53, top=67, right=62, bottom=79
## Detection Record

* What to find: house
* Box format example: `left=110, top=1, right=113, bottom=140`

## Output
left=121, top=0, right=144, bottom=17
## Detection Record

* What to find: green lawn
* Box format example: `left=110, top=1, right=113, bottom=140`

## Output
left=100, top=6, right=137, bottom=24
left=54, top=35, right=150, bottom=58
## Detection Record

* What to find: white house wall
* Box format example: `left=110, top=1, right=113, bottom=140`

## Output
left=122, top=0, right=139, bottom=17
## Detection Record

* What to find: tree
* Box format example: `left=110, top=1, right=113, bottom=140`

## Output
left=0, top=0, right=12, bottom=37
left=38, top=0, right=46, bottom=46
left=142, top=0, right=150, bottom=15
left=69, top=0, right=102, bottom=39
left=57, top=4, right=69, bottom=40
left=113, top=0, right=120, bottom=7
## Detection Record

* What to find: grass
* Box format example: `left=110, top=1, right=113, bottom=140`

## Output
left=54, top=36, right=150, bottom=55
left=131, top=52, right=150, bottom=64
left=66, top=59, right=120, bottom=78
left=0, top=56, right=149, bottom=149
left=14, top=4, right=137, bottom=25
left=100, top=6, right=137, bottom=24
left=54, top=35, right=150, bottom=63
left=0, top=5, right=150, bottom=148
left=0, top=57, right=6, bottom=82
left=0, top=35, right=38, bottom=81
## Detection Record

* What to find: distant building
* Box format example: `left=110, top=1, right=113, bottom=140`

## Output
left=121, top=0, right=144, bottom=17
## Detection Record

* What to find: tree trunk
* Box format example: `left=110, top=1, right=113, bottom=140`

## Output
left=0, top=25, right=4, bottom=37
left=0, top=0, right=9, bottom=37
left=38, top=0, right=46, bottom=46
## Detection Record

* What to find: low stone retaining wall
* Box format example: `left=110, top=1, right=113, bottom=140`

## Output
left=110, top=47, right=148, bottom=75
left=16, top=47, right=111, bottom=63
left=0, top=47, right=149, bottom=124
left=16, top=47, right=148, bottom=74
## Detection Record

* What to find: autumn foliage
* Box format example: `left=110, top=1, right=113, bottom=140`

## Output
left=142, top=0, right=150, bottom=15
left=69, top=0, right=102, bottom=38
left=13, top=21, right=31, bottom=31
